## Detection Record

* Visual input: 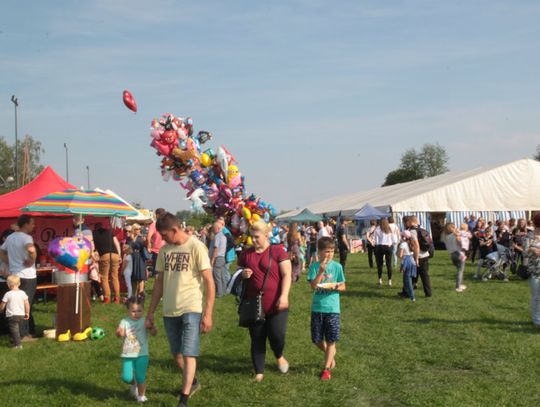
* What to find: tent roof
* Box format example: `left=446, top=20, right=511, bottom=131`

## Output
left=277, top=158, right=540, bottom=218
left=0, top=166, right=75, bottom=218
left=354, top=203, right=389, bottom=220
left=282, top=208, right=323, bottom=223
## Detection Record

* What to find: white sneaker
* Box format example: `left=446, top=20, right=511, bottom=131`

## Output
left=388, top=279, right=392, bottom=287
left=456, top=285, right=467, bottom=292
left=378, top=279, right=382, bottom=286
left=459, top=284, right=467, bottom=290
left=129, top=384, right=138, bottom=399
left=137, top=395, right=148, bottom=403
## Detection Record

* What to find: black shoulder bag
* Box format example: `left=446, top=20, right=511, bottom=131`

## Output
left=238, top=246, right=273, bottom=327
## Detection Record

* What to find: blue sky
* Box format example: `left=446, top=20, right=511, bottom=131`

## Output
left=1, top=0, right=539, bottom=213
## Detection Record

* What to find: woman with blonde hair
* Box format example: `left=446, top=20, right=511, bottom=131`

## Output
left=238, top=220, right=292, bottom=382
left=374, top=218, right=396, bottom=286
left=442, top=222, right=467, bottom=292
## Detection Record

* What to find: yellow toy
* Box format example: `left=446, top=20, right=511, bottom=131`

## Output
left=57, top=330, right=71, bottom=342
left=73, top=327, right=92, bottom=341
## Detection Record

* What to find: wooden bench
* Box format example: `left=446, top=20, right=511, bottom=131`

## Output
left=36, top=284, right=58, bottom=302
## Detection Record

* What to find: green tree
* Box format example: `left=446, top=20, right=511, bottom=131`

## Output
left=176, top=210, right=215, bottom=229
left=0, top=137, right=15, bottom=194
left=382, top=168, right=420, bottom=186
left=420, top=143, right=449, bottom=177
left=399, top=148, right=424, bottom=179
left=0, top=134, right=44, bottom=194
left=534, top=144, right=540, bottom=161
left=382, top=143, right=449, bottom=186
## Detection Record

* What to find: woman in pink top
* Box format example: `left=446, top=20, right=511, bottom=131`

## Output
left=146, top=208, right=166, bottom=277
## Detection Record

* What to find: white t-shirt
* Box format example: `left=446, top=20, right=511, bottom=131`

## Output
left=374, top=227, right=396, bottom=246
left=2, top=290, right=28, bottom=317
left=0, top=232, right=36, bottom=279
left=317, top=227, right=330, bottom=241
left=389, top=223, right=400, bottom=243
left=399, top=241, right=413, bottom=256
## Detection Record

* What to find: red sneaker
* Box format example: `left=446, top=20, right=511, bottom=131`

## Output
left=320, top=369, right=331, bottom=381
left=113, top=298, right=121, bottom=304
left=103, top=298, right=110, bottom=304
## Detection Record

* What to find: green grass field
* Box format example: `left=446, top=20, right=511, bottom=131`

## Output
left=1, top=251, right=539, bottom=406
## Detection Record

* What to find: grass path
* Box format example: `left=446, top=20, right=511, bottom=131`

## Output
left=0, top=252, right=539, bottom=406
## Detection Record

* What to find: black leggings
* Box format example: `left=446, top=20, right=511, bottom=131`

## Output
left=248, top=310, right=288, bottom=374
left=375, top=245, right=393, bottom=280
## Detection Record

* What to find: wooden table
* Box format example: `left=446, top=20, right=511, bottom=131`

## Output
left=36, top=266, right=58, bottom=302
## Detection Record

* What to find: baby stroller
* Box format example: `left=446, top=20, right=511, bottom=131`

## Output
left=481, top=244, right=512, bottom=281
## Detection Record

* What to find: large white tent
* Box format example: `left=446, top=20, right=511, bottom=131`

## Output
left=278, top=158, right=540, bottom=224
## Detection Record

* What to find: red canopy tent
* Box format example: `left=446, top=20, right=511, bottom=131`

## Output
left=0, top=166, right=75, bottom=218
left=0, top=167, right=105, bottom=253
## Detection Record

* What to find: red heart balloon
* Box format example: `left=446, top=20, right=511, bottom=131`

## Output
left=123, top=90, right=137, bottom=112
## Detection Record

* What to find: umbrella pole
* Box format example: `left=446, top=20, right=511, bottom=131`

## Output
left=75, top=272, right=80, bottom=314
left=109, top=217, right=113, bottom=302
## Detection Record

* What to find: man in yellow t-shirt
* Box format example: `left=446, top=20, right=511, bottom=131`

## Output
left=145, top=212, right=215, bottom=407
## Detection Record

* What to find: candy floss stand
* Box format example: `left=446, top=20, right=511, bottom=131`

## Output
left=21, top=188, right=140, bottom=340
left=54, top=268, right=91, bottom=339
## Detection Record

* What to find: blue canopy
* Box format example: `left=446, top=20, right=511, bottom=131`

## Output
left=354, top=203, right=389, bottom=220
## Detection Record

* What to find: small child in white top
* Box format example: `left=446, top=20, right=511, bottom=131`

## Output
left=121, top=245, right=134, bottom=299
left=398, top=231, right=417, bottom=301
left=458, top=223, right=472, bottom=261
left=116, top=296, right=157, bottom=403
left=0, top=275, right=30, bottom=349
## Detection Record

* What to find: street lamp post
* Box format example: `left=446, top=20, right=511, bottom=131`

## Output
left=10, top=95, right=18, bottom=188
left=86, top=165, right=90, bottom=190
left=0, top=175, right=15, bottom=188
left=63, top=143, right=69, bottom=182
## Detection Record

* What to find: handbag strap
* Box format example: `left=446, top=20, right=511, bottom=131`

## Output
left=239, top=245, right=274, bottom=300
left=259, top=245, right=273, bottom=295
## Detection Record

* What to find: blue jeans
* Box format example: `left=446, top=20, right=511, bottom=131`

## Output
left=164, top=313, right=202, bottom=357
left=401, top=256, right=416, bottom=300
left=530, top=276, right=540, bottom=326
left=451, top=251, right=465, bottom=288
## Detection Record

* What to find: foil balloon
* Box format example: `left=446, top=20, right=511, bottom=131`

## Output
left=122, top=90, right=137, bottom=112
left=148, top=111, right=279, bottom=247
left=48, top=237, right=92, bottom=273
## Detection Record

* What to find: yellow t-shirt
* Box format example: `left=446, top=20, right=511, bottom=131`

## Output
left=156, top=236, right=211, bottom=317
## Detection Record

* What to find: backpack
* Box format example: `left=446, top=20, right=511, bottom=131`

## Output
left=225, top=232, right=236, bottom=253
left=224, top=232, right=237, bottom=263
left=415, top=226, right=434, bottom=257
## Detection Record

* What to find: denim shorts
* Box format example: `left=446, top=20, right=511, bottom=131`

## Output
left=163, top=313, right=202, bottom=357
left=311, top=312, right=340, bottom=344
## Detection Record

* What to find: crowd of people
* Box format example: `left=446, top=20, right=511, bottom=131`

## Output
left=0, top=209, right=539, bottom=406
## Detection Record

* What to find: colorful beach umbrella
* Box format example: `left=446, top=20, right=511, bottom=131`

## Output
left=22, top=189, right=139, bottom=217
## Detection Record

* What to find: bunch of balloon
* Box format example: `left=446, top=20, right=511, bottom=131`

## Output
left=148, top=113, right=277, bottom=246
left=48, top=237, right=92, bottom=316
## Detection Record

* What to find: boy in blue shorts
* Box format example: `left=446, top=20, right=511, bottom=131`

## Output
left=307, top=236, right=346, bottom=380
